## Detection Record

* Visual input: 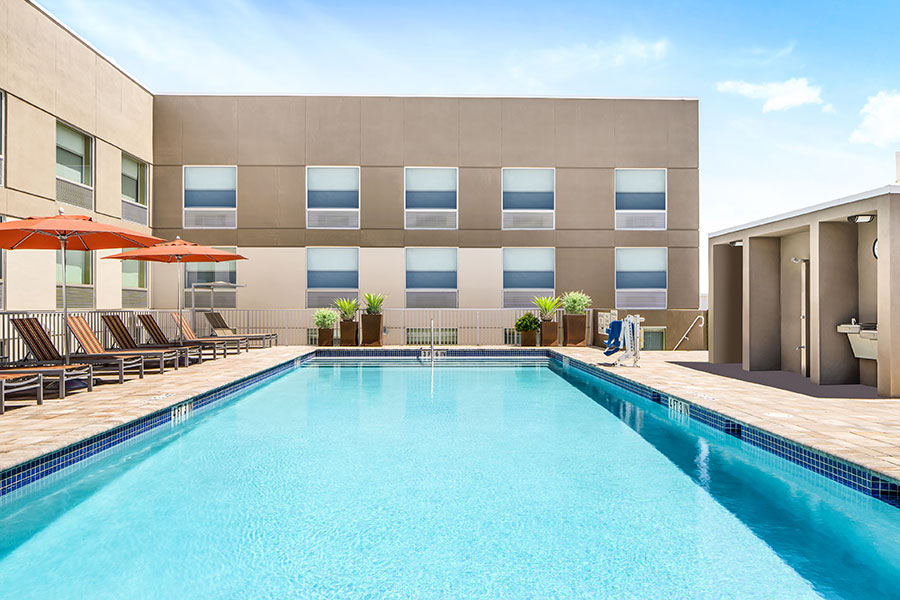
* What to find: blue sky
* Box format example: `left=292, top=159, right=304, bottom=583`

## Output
left=41, top=0, right=900, bottom=290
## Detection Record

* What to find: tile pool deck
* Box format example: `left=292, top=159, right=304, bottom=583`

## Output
left=1, top=345, right=899, bottom=492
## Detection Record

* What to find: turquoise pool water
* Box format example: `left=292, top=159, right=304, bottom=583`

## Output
left=1, top=360, right=898, bottom=598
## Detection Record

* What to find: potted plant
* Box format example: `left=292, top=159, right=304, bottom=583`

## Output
left=561, top=291, right=592, bottom=346
left=333, top=297, right=360, bottom=347
left=514, top=313, right=541, bottom=347
left=313, top=308, right=338, bottom=346
left=533, top=295, right=561, bottom=346
left=361, top=292, right=386, bottom=347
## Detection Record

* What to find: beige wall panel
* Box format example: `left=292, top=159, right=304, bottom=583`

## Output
left=404, top=230, right=459, bottom=247
left=458, top=230, right=502, bottom=248
left=554, top=100, right=615, bottom=167
left=458, top=167, right=501, bottom=230
left=237, top=96, right=305, bottom=166
left=667, top=229, right=699, bottom=247
left=359, top=247, right=405, bottom=308
left=95, top=248, right=121, bottom=309
left=556, top=247, right=614, bottom=307
left=237, top=247, right=306, bottom=309
left=6, top=97, right=55, bottom=200
left=361, top=97, right=403, bottom=166
left=117, top=76, right=154, bottom=161
left=555, top=230, right=613, bottom=248
left=459, top=99, right=501, bottom=167
left=403, top=98, right=458, bottom=166
left=95, top=140, right=122, bottom=218
left=306, top=96, right=360, bottom=165
left=858, top=220, right=877, bottom=323
left=612, top=99, right=668, bottom=168
left=665, top=310, right=708, bottom=351
left=236, top=166, right=304, bottom=229
left=779, top=230, right=809, bottom=374
left=744, top=237, right=781, bottom=371
left=501, top=99, right=555, bottom=166
left=150, top=261, right=179, bottom=309
left=6, top=248, right=55, bottom=310
left=151, top=166, right=183, bottom=229
left=5, top=189, right=54, bottom=220
left=5, top=0, right=56, bottom=111
left=53, top=27, right=97, bottom=133
left=0, top=0, right=8, bottom=86
left=153, top=96, right=184, bottom=165
left=876, top=197, right=900, bottom=396
left=555, top=168, right=613, bottom=230
left=668, top=247, right=699, bottom=309
left=237, top=228, right=306, bottom=247
left=458, top=248, right=502, bottom=308
left=360, top=229, right=404, bottom=247
left=182, top=96, right=238, bottom=165
left=360, top=167, right=403, bottom=229
left=667, top=100, right=699, bottom=168
left=666, top=168, right=699, bottom=230
left=709, top=243, right=743, bottom=363
left=0, top=187, right=7, bottom=216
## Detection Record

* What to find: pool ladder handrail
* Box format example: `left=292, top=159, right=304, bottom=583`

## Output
left=673, top=314, right=705, bottom=351
left=430, top=318, right=434, bottom=366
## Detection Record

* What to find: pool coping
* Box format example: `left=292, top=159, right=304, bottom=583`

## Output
left=2, top=348, right=898, bottom=509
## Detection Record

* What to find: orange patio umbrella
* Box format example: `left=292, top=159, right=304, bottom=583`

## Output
left=0, top=208, right=163, bottom=362
left=104, top=238, right=247, bottom=342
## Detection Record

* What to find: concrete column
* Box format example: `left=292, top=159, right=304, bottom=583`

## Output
left=743, top=237, right=781, bottom=371
left=709, top=243, right=742, bottom=363
left=810, top=222, right=859, bottom=384
left=877, top=196, right=900, bottom=396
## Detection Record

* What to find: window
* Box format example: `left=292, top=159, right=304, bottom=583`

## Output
left=406, top=247, right=457, bottom=308
left=122, top=154, right=149, bottom=226
left=615, top=169, right=666, bottom=230
left=642, top=327, right=666, bottom=350
left=502, top=248, right=555, bottom=308
left=306, top=247, right=359, bottom=308
left=405, top=167, right=457, bottom=229
left=56, top=250, right=94, bottom=309
left=185, top=247, right=238, bottom=309
left=306, top=167, right=360, bottom=229
left=183, top=166, right=237, bottom=229
left=502, top=168, right=554, bottom=229
left=615, top=247, right=667, bottom=309
left=56, top=122, right=94, bottom=209
left=122, top=257, right=148, bottom=309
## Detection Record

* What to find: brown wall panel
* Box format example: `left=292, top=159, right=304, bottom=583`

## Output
left=554, top=100, right=615, bottom=167
left=403, top=98, right=458, bottom=166
left=360, top=167, right=403, bottom=229
left=500, top=99, right=555, bottom=167
left=555, top=168, right=613, bottom=230
left=182, top=96, right=238, bottom=165
left=361, top=97, right=404, bottom=166
left=237, top=97, right=305, bottom=166
left=306, top=96, right=360, bottom=165
left=459, top=99, right=501, bottom=167
left=556, top=247, right=615, bottom=306
left=458, top=167, right=501, bottom=230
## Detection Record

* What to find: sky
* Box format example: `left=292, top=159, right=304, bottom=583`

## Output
left=39, top=0, right=900, bottom=291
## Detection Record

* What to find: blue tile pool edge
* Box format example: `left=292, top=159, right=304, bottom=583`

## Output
left=2, top=347, right=898, bottom=510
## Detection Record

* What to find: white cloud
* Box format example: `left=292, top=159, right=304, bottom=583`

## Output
left=715, top=77, right=824, bottom=112
left=850, top=91, right=900, bottom=147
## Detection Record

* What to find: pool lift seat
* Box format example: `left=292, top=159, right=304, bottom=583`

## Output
left=603, top=314, right=644, bottom=367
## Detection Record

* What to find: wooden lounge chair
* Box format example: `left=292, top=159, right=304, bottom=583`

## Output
left=67, top=316, right=179, bottom=374
left=138, top=313, right=230, bottom=359
left=102, top=315, right=204, bottom=366
left=0, top=372, right=44, bottom=415
left=11, top=317, right=143, bottom=383
left=204, top=311, right=276, bottom=348
left=172, top=314, right=250, bottom=353
left=0, top=364, right=94, bottom=403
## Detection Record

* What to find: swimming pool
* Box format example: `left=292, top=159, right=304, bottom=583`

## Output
left=1, top=358, right=898, bottom=598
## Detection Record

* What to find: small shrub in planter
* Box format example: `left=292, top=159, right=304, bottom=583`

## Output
left=361, top=292, right=386, bottom=347
left=533, top=296, right=561, bottom=346
left=561, top=291, right=592, bottom=346
left=313, top=308, right=338, bottom=346
left=333, top=298, right=360, bottom=346
left=515, top=313, right=541, bottom=347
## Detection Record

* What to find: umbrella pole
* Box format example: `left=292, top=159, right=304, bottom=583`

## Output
left=177, top=257, right=184, bottom=345
left=60, top=238, right=70, bottom=364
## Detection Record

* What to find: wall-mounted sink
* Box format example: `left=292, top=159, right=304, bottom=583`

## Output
left=837, top=321, right=877, bottom=360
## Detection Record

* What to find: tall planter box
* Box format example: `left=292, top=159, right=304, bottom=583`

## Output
left=540, top=320, right=558, bottom=346
left=361, top=314, right=383, bottom=347
left=339, top=320, right=358, bottom=347
left=563, top=314, right=587, bottom=346
left=317, top=328, right=334, bottom=347
left=521, top=330, right=537, bottom=347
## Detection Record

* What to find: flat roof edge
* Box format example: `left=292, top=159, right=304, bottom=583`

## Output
left=153, top=93, right=699, bottom=100
left=708, top=184, right=900, bottom=238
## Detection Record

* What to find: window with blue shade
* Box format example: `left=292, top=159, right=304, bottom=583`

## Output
left=307, top=248, right=359, bottom=289
left=307, top=167, right=359, bottom=209
left=406, top=248, right=457, bottom=289
left=615, top=169, right=666, bottom=211
left=405, top=168, right=457, bottom=209
left=184, top=167, right=236, bottom=208
left=615, top=248, right=667, bottom=289
left=503, top=248, right=555, bottom=289
left=502, top=169, right=554, bottom=210
left=185, top=248, right=238, bottom=288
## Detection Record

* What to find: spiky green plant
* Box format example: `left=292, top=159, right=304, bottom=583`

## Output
left=332, top=297, right=360, bottom=321
left=363, top=292, right=386, bottom=315
left=514, top=313, right=541, bottom=332
left=532, top=296, right=561, bottom=321
left=561, top=290, right=592, bottom=314
left=313, top=308, right=339, bottom=329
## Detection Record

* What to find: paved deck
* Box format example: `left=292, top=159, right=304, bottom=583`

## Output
left=555, top=348, right=900, bottom=483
